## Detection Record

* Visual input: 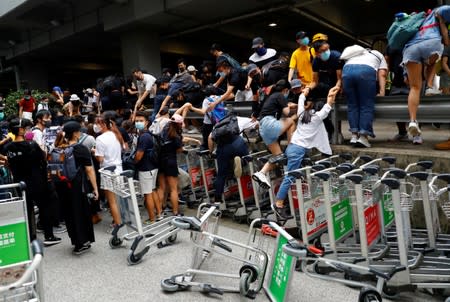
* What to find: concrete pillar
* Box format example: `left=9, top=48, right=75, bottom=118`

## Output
left=17, top=59, right=49, bottom=91
left=121, top=30, right=161, bottom=78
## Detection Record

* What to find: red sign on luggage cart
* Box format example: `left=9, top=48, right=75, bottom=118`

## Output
left=304, top=197, right=327, bottom=238
left=364, top=203, right=380, bottom=247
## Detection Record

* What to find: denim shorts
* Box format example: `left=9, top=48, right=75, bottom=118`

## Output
left=402, top=38, right=443, bottom=66
left=259, top=115, right=282, bottom=146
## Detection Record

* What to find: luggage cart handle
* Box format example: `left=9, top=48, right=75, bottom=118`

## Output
left=282, top=241, right=324, bottom=259
left=408, top=171, right=429, bottom=181
left=368, top=265, right=407, bottom=281
left=437, top=173, right=450, bottom=184
left=242, top=150, right=269, bottom=162
left=120, top=170, right=134, bottom=178
left=212, top=238, right=232, bottom=253
left=405, top=160, right=433, bottom=172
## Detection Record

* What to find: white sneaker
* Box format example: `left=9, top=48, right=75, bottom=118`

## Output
left=425, top=87, right=442, bottom=96
left=408, top=121, right=421, bottom=137
left=355, top=136, right=371, bottom=148
left=350, top=134, right=358, bottom=144
left=252, top=171, right=271, bottom=189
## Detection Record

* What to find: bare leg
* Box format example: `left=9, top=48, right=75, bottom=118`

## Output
left=144, top=193, right=156, bottom=221
left=105, top=190, right=121, bottom=225
left=260, top=143, right=283, bottom=174
left=166, top=176, right=179, bottom=215
left=156, top=174, right=166, bottom=212
left=405, top=62, right=423, bottom=121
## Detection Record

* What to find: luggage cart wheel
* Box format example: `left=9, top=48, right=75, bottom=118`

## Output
left=381, top=284, right=399, bottom=299
left=166, top=233, right=177, bottom=244
left=109, top=237, right=123, bottom=249
left=161, top=278, right=181, bottom=292
left=358, top=287, right=382, bottom=302
left=239, top=269, right=254, bottom=297
left=127, top=253, right=143, bottom=265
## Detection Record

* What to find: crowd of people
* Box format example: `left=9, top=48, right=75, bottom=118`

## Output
left=2, top=5, right=450, bottom=255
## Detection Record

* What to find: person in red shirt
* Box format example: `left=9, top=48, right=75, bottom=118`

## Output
left=19, top=89, right=36, bottom=120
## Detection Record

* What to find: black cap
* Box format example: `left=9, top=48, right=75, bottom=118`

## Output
left=216, top=55, right=230, bottom=67
left=210, top=43, right=222, bottom=51
left=295, top=31, right=306, bottom=40
left=252, top=37, right=264, bottom=49
left=63, top=121, right=81, bottom=139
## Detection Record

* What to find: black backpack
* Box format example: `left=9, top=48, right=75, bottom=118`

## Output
left=211, top=112, right=240, bottom=145
left=47, top=144, right=80, bottom=184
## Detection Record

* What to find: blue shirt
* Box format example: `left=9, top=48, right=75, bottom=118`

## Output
left=406, top=6, right=450, bottom=46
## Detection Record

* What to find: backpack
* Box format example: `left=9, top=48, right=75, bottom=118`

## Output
left=206, top=97, right=227, bottom=125
left=47, top=144, right=80, bottom=184
left=149, top=132, right=170, bottom=164
left=387, top=11, right=432, bottom=51
left=211, top=112, right=240, bottom=144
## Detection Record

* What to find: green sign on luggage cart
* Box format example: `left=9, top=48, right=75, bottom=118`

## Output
left=331, top=198, right=353, bottom=241
left=382, top=192, right=395, bottom=228
left=0, top=221, right=30, bottom=267
left=266, top=235, right=295, bottom=302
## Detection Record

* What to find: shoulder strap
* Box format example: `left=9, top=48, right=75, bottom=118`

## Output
left=78, top=134, right=88, bottom=145
left=309, top=47, right=314, bottom=63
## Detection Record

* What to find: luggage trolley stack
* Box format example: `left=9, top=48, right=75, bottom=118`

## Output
left=162, top=206, right=271, bottom=298
left=0, top=182, right=45, bottom=302
left=99, top=166, right=179, bottom=265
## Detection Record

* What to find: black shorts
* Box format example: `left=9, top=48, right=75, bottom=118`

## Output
left=159, top=157, right=178, bottom=177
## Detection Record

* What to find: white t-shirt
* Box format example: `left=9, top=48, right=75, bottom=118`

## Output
left=137, top=74, right=157, bottom=98
left=95, top=131, right=122, bottom=168
left=32, top=127, right=45, bottom=152
left=249, top=48, right=277, bottom=64
left=290, top=94, right=332, bottom=155
left=345, top=50, right=388, bottom=72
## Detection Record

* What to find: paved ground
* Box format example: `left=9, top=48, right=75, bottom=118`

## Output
left=37, top=207, right=446, bottom=302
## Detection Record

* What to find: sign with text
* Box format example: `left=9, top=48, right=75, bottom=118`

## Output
left=364, top=203, right=381, bottom=247
left=266, top=235, right=295, bottom=302
left=331, top=198, right=353, bottom=241
left=0, top=221, right=30, bottom=267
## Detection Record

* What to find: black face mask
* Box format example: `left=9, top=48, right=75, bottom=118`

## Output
left=44, top=121, right=52, bottom=128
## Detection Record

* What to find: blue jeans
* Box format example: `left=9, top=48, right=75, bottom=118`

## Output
left=275, top=144, right=308, bottom=201
left=151, top=95, right=165, bottom=122
left=215, top=136, right=249, bottom=195
left=342, top=64, right=376, bottom=137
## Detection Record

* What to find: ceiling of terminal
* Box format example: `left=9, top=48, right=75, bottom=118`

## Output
left=0, top=0, right=441, bottom=69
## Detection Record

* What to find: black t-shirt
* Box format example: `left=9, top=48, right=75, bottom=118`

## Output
left=312, top=50, right=343, bottom=88
left=73, top=143, right=93, bottom=169
left=226, top=68, right=259, bottom=96
left=161, top=126, right=183, bottom=159
left=3, top=140, right=47, bottom=194
left=135, top=131, right=156, bottom=171
left=259, top=92, right=288, bottom=119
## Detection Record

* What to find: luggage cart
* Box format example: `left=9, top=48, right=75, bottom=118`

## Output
left=178, top=146, right=206, bottom=208
left=163, top=211, right=270, bottom=298
left=271, top=221, right=407, bottom=302
left=99, top=166, right=179, bottom=265
left=0, top=182, right=45, bottom=302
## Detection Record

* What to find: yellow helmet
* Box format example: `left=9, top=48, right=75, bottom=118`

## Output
left=312, top=33, right=328, bottom=43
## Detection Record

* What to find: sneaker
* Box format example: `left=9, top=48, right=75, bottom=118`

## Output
left=44, top=236, right=62, bottom=246
left=143, top=219, right=155, bottom=225
left=412, top=135, right=423, bottom=145
left=156, top=215, right=164, bottom=222
left=252, top=171, right=271, bottom=189
left=271, top=203, right=291, bottom=220
left=388, top=133, right=409, bottom=142
left=425, top=87, right=442, bottom=96
left=408, top=121, right=421, bottom=137
left=435, top=139, right=450, bottom=150
left=234, top=156, right=242, bottom=178
left=350, top=134, right=358, bottom=144
left=53, top=225, right=67, bottom=234
left=355, top=136, right=371, bottom=148
left=73, top=244, right=91, bottom=255
left=432, top=123, right=441, bottom=129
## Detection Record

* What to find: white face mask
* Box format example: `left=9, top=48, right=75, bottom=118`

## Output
left=93, top=124, right=102, bottom=134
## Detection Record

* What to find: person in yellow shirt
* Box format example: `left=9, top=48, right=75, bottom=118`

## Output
left=288, top=31, right=315, bottom=85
